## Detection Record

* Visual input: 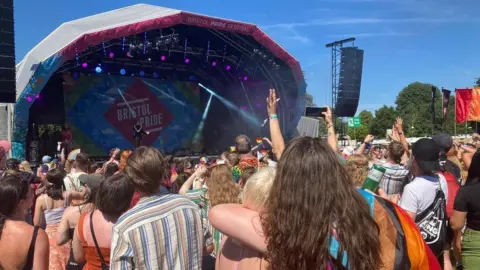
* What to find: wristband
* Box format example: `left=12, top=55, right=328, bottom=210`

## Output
left=398, top=132, right=403, bottom=136
left=269, top=114, right=278, bottom=120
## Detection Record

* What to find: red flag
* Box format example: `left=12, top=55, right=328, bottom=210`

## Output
left=467, top=87, right=480, bottom=122
left=455, top=89, right=473, bottom=123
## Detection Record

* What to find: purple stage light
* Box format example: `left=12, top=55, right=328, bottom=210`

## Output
left=26, top=96, right=33, bottom=102
left=126, top=52, right=133, bottom=58
left=161, top=55, right=166, bottom=61
left=243, top=76, right=248, bottom=81
left=185, top=58, right=190, bottom=64
left=241, top=106, right=247, bottom=111
left=109, top=52, right=114, bottom=58
left=212, top=61, right=217, bottom=67
left=256, top=103, right=262, bottom=108
left=36, top=94, right=40, bottom=99
left=81, top=62, right=88, bottom=68
left=225, top=65, right=231, bottom=71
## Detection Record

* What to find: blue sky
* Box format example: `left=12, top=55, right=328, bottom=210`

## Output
left=14, top=0, right=480, bottom=114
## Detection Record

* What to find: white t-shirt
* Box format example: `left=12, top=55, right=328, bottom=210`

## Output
left=63, top=172, right=86, bottom=192
left=398, top=174, right=448, bottom=216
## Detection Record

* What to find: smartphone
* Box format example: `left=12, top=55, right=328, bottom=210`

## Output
left=305, top=107, right=327, bottom=118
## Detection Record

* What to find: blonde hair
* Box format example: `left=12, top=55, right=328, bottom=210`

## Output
left=243, top=167, right=276, bottom=210
left=19, top=161, right=33, bottom=173
left=208, top=165, right=241, bottom=207
left=346, top=154, right=370, bottom=187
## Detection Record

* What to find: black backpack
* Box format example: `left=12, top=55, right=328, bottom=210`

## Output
left=414, top=187, right=448, bottom=256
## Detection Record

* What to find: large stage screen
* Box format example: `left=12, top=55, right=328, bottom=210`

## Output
left=63, top=74, right=202, bottom=155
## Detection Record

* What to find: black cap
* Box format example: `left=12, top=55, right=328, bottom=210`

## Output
left=432, top=133, right=453, bottom=152
left=79, top=173, right=105, bottom=190
left=412, top=138, right=441, bottom=172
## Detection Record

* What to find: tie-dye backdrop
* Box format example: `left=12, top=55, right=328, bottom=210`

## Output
left=63, top=74, right=202, bottom=155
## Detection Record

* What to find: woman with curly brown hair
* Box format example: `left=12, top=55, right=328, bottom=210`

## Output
left=346, top=154, right=370, bottom=188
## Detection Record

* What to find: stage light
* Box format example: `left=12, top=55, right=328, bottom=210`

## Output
left=225, top=65, right=231, bottom=71
left=185, top=58, right=190, bottom=64
left=243, top=76, right=248, bottom=81
left=36, top=94, right=40, bottom=99
left=139, top=71, right=145, bottom=77
left=81, top=62, right=88, bottom=68
left=72, top=72, right=79, bottom=80
left=257, top=103, right=262, bottom=108
left=26, top=96, right=33, bottom=102
left=153, top=72, right=159, bottom=78
left=120, top=69, right=126, bottom=75
left=161, top=55, right=166, bottom=61
left=212, top=61, right=217, bottom=67
left=109, top=52, right=114, bottom=58
left=241, top=106, right=247, bottom=111
left=95, top=66, right=102, bottom=73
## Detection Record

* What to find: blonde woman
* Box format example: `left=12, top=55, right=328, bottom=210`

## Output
left=216, top=167, right=275, bottom=270
left=19, top=160, right=33, bottom=173
left=346, top=154, right=370, bottom=188
left=179, top=164, right=241, bottom=257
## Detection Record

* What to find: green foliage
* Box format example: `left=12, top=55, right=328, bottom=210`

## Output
left=347, top=124, right=370, bottom=141
left=475, top=78, right=480, bottom=87
left=370, top=106, right=397, bottom=137
left=358, top=110, right=374, bottom=128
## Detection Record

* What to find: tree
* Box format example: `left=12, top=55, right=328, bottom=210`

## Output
left=475, top=78, right=480, bottom=87
left=305, top=93, right=316, bottom=108
left=358, top=110, right=374, bottom=129
left=370, top=106, right=397, bottom=137
left=347, top=124, right=370, bottom=141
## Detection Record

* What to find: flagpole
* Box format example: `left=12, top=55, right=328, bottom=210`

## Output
left=454, top=89, right=457, bottom=136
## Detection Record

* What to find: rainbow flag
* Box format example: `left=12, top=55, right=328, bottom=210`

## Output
left=329, top=190, right=442, bottom=269
left=256, top=137, right=263, bottom=144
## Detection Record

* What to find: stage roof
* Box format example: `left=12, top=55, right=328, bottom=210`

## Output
left=15, top=3, right=304, bottom=101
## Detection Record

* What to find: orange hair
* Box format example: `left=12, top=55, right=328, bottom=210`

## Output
left=119, top=150, right=133, bottom=171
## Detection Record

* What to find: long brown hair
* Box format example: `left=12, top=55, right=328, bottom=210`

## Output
left=119, top=150, right=132, bottom=171
left=261, top=137, right=381, bottom=270
left=207, top=165, right=240, bottom=207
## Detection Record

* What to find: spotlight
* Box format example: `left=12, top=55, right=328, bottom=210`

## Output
left=109, top=52, right=114, bottom=58
left=126, top=52, right=133, bottom=58
left=173, top=36, right=179, bottom=43
left=81, top=62, right=88, bottom=68
left=26, top=96, right=33, bottom=102
left=263, top=55, right=267, bottom=60
left=35, top=94, right=40, bottom=99
left=253, top=48, right=259, bottom=54
left=153, top=72, right=159, bottom=78
left=257, top=103, right=262, bottom=108
left=276, top=65, right=280, bottom=70
left=139, top=71, right=145, bottom=77
left=225, top=65, right=231, bottom=71
left=185, top=58, right=190, bottom=64
left=161, top=55, right=166, bottom=61
left=72, top=72, right=79, bottom=80
left=95, top=66, right=102, bottom=73
left=120, top=69, right=126, bottom=75
left=212, top=61, right=217, bottom=67
left=243, top=76, right=248, bottom=81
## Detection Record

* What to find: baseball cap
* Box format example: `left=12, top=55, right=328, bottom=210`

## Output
left=42, top=155, right=52, bottom=164
left=412, top=138, right=441, bottom=172
left=432, top=133, right=453, bottom=152
left=79, top=173, right=105, bottom=190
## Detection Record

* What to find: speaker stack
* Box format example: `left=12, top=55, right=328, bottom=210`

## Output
left=335, top=47, right=364, bottom=117
left=0, top=0, right=16, bottom=103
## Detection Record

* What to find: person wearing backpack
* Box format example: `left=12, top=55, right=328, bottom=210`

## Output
left=398, top=138, right=451, bottom=269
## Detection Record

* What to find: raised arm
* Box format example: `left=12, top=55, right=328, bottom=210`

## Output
left=355, top=134, right=374, bottom=155
left=322, top=107, right=338, bottom=153
left=267, top=89, right=285, bottom=160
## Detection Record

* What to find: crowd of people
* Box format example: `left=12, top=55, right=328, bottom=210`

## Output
left=0, top=88, right=479, bottom=269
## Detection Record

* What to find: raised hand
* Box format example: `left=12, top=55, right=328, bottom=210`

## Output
left=322, top=106, right=333, bottom=127
left=394, top=117, right=404, bottom=133
left=266, top=88, right=278, bottom=116
left=364, top=134, right=375, bottom=144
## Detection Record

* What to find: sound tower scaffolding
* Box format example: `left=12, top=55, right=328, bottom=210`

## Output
left=326, top=38, right=363, bottom=142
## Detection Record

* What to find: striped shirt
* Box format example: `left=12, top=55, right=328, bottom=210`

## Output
left=185, top=188, right=223, bottom=257
left=375, top=161, right=410, bottom=195
left=110, top=193, right=203, bottom=270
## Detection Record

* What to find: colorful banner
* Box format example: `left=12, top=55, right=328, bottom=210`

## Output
left=63, top=74, right=202, bottom=155
left=455, top=89, right=473, bottom=123
left=441, top=88, right=451, bottom=123
left=468, top=87, right=480, bottom=122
